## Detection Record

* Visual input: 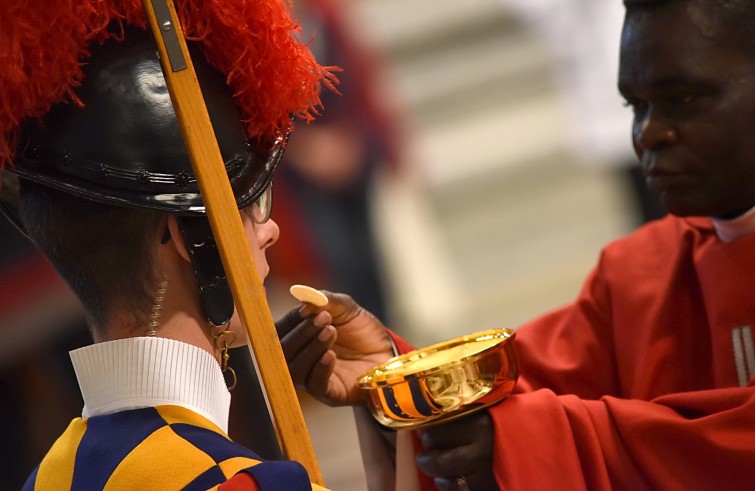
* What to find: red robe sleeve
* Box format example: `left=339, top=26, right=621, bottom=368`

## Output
left=388, top=217, right=755, bottom=490
left=491, top=385, right=755, bottom=490
left=488, top=217, right=755, bottom=489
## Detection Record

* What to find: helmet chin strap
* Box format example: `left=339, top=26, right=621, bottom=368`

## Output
left=176, top=215, right=235, bottom=327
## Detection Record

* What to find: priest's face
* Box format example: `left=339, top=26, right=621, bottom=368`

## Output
left=618, top=1, right=755, bottom=218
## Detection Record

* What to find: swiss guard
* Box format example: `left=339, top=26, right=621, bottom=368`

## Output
left=0, top=0, right=337, bottom=489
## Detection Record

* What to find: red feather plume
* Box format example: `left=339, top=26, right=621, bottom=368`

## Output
left=0, top=0, right=339, bottom=169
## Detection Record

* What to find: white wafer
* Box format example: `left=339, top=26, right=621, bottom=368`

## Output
left=289, top=284, right=328, bottom=307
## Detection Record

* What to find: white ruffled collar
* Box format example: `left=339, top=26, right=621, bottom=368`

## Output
left=70, top=336, right=231, bottom=433
left=712, top=205, right=755, bottom=244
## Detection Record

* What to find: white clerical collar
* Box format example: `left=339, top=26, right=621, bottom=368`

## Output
left=70, top=337, right=231, bottom=433
left=711, top=205, right=755, bottom=244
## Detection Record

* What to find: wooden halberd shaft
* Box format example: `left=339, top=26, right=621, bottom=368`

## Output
left=140, top=0, right=324, bottom=484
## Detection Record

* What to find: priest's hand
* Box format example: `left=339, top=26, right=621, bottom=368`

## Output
left=275, top=291, right=394, bottom=406
left=416, top=411, right=499, bottom=490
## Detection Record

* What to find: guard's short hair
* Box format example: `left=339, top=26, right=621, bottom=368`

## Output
left=18, top=180, right=164, bottom=332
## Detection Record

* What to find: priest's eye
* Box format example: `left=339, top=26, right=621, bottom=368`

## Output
left=667, top=93, right=695, bottom=106
left=622, top=97, right=647, bottom=116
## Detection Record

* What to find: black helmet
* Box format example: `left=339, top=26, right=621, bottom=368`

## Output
left=5, top=26, right=285, bottom=216
left=0, top=28, right=282, bottom=326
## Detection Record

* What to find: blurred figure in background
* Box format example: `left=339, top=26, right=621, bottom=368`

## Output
left=267, top=0, right=413, bottom=323
left=0, top=215, right=90, bottom=488
left=506, top=0, right=666, bottom=225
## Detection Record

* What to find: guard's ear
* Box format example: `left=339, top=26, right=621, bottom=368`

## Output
left=166, top=215, right=191, bottom=263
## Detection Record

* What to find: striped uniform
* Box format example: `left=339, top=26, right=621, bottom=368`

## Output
left=23, top=405, right=317, bottom=490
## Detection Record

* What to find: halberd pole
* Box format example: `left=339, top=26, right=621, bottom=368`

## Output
left=141, top=0, right=324, bottom=484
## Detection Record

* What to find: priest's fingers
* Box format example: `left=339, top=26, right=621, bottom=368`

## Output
left=416, top=447, right=496, bottom=490
left=287, top=325, right=336, bottom=388
left=304, top=349, right=338, bottom=400
left=275, top=307, right=304, bottom=339
left=416, top=412, right=495, bottom=487
left=276, top=309, right=332, bottom=361
left=431, top=473, right=498, bottom=491
left=416, top=446, right=475, bottom=478
left=420, top=411, right=491, bottom=449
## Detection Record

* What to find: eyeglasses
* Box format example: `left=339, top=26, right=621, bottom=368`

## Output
left=244, top=184, right=273, bottom=224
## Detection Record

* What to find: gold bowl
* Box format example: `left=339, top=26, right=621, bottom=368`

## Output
left=357, top=328, right=518, bottom=430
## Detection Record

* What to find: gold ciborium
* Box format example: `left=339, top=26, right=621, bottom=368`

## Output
left=357, top=328, right=518, bottom=430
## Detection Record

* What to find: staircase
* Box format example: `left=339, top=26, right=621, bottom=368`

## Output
left=361, top=0, right=635, bottom=344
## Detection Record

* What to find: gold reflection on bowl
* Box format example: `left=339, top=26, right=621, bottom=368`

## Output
left=357, top=328, right=518, bottom=430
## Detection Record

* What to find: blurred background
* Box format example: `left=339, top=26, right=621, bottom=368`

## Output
left=0, top=0, right=664, bottom=489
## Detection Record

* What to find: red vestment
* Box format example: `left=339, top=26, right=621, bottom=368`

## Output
left=493, top=215, right=755, bottom=490
left=393, top=215, right=755, bottom=490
